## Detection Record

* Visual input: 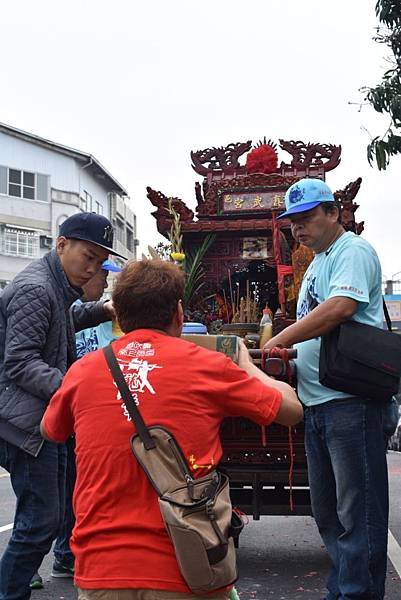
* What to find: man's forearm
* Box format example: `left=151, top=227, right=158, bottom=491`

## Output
left=243, top=361, right=294, bottom=395
left=241, top=361, right=303, bottom=426
left=267, top=296, right=358, bottom=348
left=72, top=300, right=111, bottom=332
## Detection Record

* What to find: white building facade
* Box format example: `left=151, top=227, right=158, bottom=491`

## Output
left=0, top=123, right=137, bottom=287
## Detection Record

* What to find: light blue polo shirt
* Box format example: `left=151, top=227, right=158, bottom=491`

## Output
left=76, top=321, right=116, bottom=358
left=74, top=299, right=117, bottom=359
left=294, top=231, right=383, bottom=406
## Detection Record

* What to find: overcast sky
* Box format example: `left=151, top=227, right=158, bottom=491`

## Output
left=1, top=0, right=400, bottom=279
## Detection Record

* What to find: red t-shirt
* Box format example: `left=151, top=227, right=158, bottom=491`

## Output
left=43, top=330, right=282, bottom=591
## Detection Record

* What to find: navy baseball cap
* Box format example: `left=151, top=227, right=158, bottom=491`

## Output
left=59, top=212, right=127, bottom=259
left=102, top=259, right=122, bottom=273
left=277, top=178, right=335, bottom=220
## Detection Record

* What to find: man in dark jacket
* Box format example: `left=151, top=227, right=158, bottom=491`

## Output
left=0, top=212, right=125, bottom=600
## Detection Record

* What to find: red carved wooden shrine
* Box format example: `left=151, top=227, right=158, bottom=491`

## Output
left=147, top=138, right=363, bottom=325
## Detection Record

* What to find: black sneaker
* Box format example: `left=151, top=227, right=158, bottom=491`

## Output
left=29, top=572, right=44, bottom=590
left=51, top=559, right=74, bottom=578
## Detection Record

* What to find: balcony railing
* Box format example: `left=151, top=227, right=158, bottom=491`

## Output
left=383, top=280, right=401, bottom=295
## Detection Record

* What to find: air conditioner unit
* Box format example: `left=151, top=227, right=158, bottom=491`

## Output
left=40, top=235, right=53, bottom=249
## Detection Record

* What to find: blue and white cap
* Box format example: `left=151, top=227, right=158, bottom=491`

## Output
left=101, top=259, right=122, bottom=273
left=277, top=178, right=334, bottom=220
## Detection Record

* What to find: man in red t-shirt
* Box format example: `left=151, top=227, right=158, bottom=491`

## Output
left=41, top=260, right=302, bottom=600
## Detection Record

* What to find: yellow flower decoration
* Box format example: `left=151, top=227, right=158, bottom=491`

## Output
left=171, top=252, right=186, bottom=262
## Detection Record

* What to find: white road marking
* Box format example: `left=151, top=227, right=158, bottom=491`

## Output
left=0, top=517, right=399, bottom=580
left=388, top=529, right=401, bottom=579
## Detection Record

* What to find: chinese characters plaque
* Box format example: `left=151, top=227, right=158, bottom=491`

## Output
left=221, top=190, right=285, bottom=213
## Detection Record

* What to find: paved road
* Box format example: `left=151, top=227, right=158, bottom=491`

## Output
left=1, top=453, right=400, bottom=599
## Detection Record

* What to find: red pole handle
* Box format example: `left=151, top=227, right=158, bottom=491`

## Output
left=249, top=348, right=297, bottom=360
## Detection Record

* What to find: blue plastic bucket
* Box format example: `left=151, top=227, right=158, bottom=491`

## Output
left=182, top=322, right=207, bottom=334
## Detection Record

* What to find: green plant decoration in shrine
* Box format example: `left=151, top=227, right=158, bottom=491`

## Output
left=168, top=198, right=185, bottom=263
left=166, top=197, right=215, bottom=307
left=183, top=233, right=216, bottom=309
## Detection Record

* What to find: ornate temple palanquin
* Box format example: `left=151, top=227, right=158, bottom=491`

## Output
left=147, top=138, right=364, bottom=517
left=147, top=138, right=363, bottom=325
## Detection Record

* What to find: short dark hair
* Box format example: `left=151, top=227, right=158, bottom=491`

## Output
left=112, top=260, right=185, bottom=332
left=320, top=200, right=342, bottom=223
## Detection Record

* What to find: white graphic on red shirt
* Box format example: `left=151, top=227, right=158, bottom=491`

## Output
left=115, top=341, right=162, bottom=421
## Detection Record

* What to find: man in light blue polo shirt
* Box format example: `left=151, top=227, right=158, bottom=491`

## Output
left=75, top=259, right=122, bottom=358
left=264, top=178, right=388, bottom=600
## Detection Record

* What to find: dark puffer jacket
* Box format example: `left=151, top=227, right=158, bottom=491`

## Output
left=0, top=250, right=109, bottom=456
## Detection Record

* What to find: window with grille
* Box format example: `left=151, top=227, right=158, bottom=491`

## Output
left=115, top=218, right=125, bottom=244
left=126, top=227, right=134, bottom=252
left=8, top=169, right=36, bottom=199
left=2, top=228, right=40, bottom=258
left=83, top=190, right=92, bottom=212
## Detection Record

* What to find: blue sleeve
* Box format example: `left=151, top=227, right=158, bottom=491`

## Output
left=96, top=322, right=115, bottom=348
left=75, top=327, right=101, bottom=358
left=326, top=243, right=379, bottom=305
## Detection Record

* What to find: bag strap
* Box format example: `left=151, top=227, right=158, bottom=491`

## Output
left=103, top=344, right=156, bottom=450
left=383, top=298, right=392, bottom=332
left=103, top=344, right=223, bottom=508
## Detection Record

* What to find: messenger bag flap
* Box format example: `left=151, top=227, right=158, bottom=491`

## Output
left=337, top=320, right=401, bottom=376
left=131, top=426, right=224, bottom=506
left=130, top=427, right=188, bottom=498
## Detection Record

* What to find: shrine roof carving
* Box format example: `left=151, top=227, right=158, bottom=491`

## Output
left=146, top=186, right=194, bottom=236
left=146, top=137, right=362, bottom=237
left=190, top=138, right=341, bottom=178
left=334, top=177, right=364, bottom=234
left=279, top=140, right=341, bottom=173
left=191, top=141, right=252, bottom=176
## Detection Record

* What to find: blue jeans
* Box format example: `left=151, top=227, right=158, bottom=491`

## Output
left=305, top=397, right=389, bottom=600
left=53, top=437, right=76, bottom=566
left=0, top=439, right=67, bottom=600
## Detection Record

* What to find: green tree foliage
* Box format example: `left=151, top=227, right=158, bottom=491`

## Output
left=363, top=1, right=401, bottom=170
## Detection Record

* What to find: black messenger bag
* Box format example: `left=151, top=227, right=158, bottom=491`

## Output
left=319, top=319, right=401, bottom=401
